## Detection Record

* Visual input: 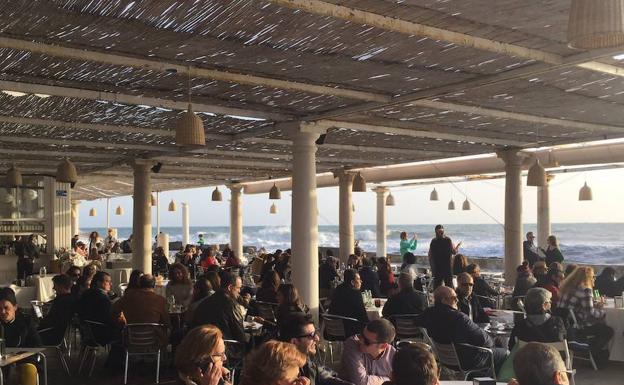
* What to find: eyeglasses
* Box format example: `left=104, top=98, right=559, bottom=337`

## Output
left=296, top=330, right=318, bottom=339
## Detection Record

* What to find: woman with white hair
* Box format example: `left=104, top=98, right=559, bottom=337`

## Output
left=508, top=287, right=566, bottom=350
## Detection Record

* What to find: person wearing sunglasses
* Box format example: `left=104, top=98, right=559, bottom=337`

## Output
left=279, top=313, right=353, bottom=385
left=510, top=342, right=569, bottom=385
left=456, top=272, right=490, bottom=324
left=341, top=319, right=396, bottom=385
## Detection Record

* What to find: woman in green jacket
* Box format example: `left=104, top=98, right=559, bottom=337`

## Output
left=399, top=231, right=417, bottom=262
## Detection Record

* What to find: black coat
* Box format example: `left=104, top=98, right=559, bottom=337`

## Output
left=192, top=290, right=246, bottom=344
left=382, top=288, right=427, bottom=318
left=301, top=358, right=353, bottom=385
left=417, top=303, right=494, bottom=369
left=359, top=267, right=381, bottom=298
left=457, top=293, right=490, bottom=324
left=1, top=311, right=41, bottom=347
left=473, top=277, right=497, bottom=308
left=76, top=288, right=114, bottom=344
left=319, top=262, right=339, bottom=290
left=38, top=293, right=78, bottom=345
left=508, top=315, right=566, bottom=350
left=328, top=283, right=368, bottom=337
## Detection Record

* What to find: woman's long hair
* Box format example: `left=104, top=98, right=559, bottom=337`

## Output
left=559, top=266, right=594, bottom=297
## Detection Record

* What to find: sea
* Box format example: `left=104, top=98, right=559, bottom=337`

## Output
left=80, top=223, right=624, bottom=265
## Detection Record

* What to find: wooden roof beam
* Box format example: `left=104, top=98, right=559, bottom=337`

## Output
left=0, top=36, right=390, bottom=103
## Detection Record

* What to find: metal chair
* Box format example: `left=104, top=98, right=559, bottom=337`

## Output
left=38, top=325, right=71, bottom=375
left=321, top=314, right=361, bottom=364
left=118, top=283, right=128, bottom=297
left=223, top=339, right=244, bottom=385
left=77, top=320, right=109, bottom=377
left=388, top=314, right=424, bottom=343
left=253, top=301, right=278, bottom=324
left=430, top=339, right=496, bottom=380
left=566, top=309, right=598, bottom=371
left=122, top=323, right=166, bottom=384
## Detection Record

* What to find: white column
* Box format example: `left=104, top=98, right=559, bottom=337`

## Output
left=71, top=200, right=80, bottom=236
left=182, top=202, right=190, bottom=246
left=374, top=187, right=388, bottom=258
left=132, top=161, right=152, bottom=274
left=537, top=174, right=552, bottom=248
left=155, top=191, right=161, bottom=235
left=106, top=197, right=110, bottom=230
left=498, top=150, right=524, bottom=285
left=337, top=171, right=354, bottom=262
left=229, top=185, right=243, bottom=259
left=291, top=129, right=320, bottom=319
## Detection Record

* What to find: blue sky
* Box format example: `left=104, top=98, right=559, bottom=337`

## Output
left=78, top=167, right=620, bottom=228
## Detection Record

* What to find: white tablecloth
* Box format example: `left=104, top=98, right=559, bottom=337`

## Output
left=29, top=276, right=55, bottom=302
left=604, top=298, right=624, bottom=362
left=9, top=285, right=36, bottom=308
left=104, top=268, right=133, bottom=295
left=366, top=298, right=387, bottom=321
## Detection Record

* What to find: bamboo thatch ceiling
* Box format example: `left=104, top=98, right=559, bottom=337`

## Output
left=0, top=0, right=623, bottom=200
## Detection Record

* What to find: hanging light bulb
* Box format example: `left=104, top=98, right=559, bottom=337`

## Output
left=56, top=157, right=78, bottom=184
left=115, top=206, right=124, bottom=215
left=89, top=208, right=97, bottom=217
left=386, top=192, right=395, bottom=206
left=448, top=199, right=455, bottom=210
left=429, top=188, right=439, bottom=201
left=270, top=203, right=278, bottom=214
left=269, top=183, right=281, bottom=200
left=527, top=158, right=546, bottom=187
left=578, top=182, right=593, bottom=201
left=211, top=187, right=223, bottom=201
left=168, top=199, right=177, bottom=211
left=6, top=164, right=22, bottom=188
left=462, top=198, right=471, bottom=210
left=150, top=193, right=157, bottom=206
left=352, top=172, right=366, bottom=192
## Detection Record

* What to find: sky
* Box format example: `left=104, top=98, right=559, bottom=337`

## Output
left=78, top=167, right=622, bottom=229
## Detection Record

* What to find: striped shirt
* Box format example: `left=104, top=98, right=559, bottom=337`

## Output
left=557, top=287, right=605, bottom=328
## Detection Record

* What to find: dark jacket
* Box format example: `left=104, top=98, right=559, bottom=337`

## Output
left=255, top=287, right=279, bottom=304
left=417, top=303, right=494, bottom=369
left=523, top=241, right=542, bottom=267
left=38, top=292, right=78, bottom=345
left=359, top=267, right=381, bottom=298
left=1, top=311, right=42, bottom=347
left=473, top=277, right=497, bottom=308
left=328, top=283, right=368, bottom=337
left=595, top=274, right=621, bottom=297
left=319, top=262, right=339, bottom=290
left=457, top=293, right=490, bottom=324
left=382, top=288, right=427, bottom=318
left=508, top=314, right=566, bottom=350
left=276, top=304, right=310, bottom=325
left=152, top=254, right=169, bottom=276
left=192, top=290, right=246, bottom=344
left=76, top=288, right=114, bottom=344
left=544, top=247, right=564, bottom=266
left=429, top=236, right=454, bottom=278
left=302, top=358, right=353, bottom=385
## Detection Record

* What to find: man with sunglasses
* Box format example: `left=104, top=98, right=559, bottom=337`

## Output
left=456, top=272, right=490, bottom=324
left=279, top=313, right=353, bottom=385
left=340, top=319, right=396, bottom=385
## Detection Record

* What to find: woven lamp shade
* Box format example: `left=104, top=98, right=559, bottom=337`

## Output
left=462, top=198, right=471, bottom=211
left=56, top=158, right=78, bottom=184
left=352, top=172, right=366, bottom=192
left=175, top=104, right=206, bottom=146
left=211, top=187, right=223, bottom=201
left=386, top=192, right=395, bottom=206
left=430, top=188, right=439, bottom=201
left=568, top=0, right=624, bottom=48
left=115, top=206, right=124, bottom=215
left=270, top=203, right=278, bottom=214
left=579, top=182, right=593, bottom=201
left=168, top=199, right=177, bottom=212
left=150, top=193, right=157, bottom=207
left=527, top=159, right=546, bottom=187
left=269, top=183, right=281, bottom=200
left=448, top=199, right=455, bottom=210
left=89, top=208, right=97, bottom=217
left=6, top=165, right=22, bottom=188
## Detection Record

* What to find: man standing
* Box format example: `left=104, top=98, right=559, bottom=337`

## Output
left=522, top=232, right=543, bottom=267
left=456, top=273, right=490, bottom=324
left=427, top=225, right=459, bottom=288
left=16, top=234, right=39, bottom=280
left=279, top=313, right=353, bottom=385
left=340, top=319, right=397, bottom=385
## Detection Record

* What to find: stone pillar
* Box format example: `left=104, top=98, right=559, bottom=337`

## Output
left=106, top=197, right=110, bottom=230
left=498, top=150, right=524, bottom=285
left=291, top=129, right=320, bottom=319
left=155, top=191, right=160, bottom=235
left=373, top=187, right=388, bottom=258
left=337, top=171, right=354, bottom=262
left=537, top=175, right=553, bottom=248
left=229, top=185, right=243, bottom=259
left=182, top=202, right=190, bottom=246
left=71, top=200, right=80, bottom=237
left=132, top=161, right=152, bottom=274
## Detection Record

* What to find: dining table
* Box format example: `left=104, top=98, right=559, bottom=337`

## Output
left=603, top=298, right=624, bottom=361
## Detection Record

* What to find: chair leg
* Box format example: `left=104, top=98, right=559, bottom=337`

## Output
left=89, top=348, right=97, bottom=377
left=57, top=347, right=70, bottom=375
left=589, top=352, right=598, bottom=371
left=77, top=346, right=86, bottom=374
left=156, top=350, right=161, bottom=384
left=124, top=351, right=129, bottom=384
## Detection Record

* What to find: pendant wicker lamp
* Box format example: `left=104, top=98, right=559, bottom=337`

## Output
left=579, top=182, right=593, bottom=201
left=89, top=208, right=97, bottom=217
left=527, top=158, right=546, bottom=187
left=269, top=183, right=281, bottom=200
left=386, top=192, right=395, bottom=206
left=168, top=199, right=177, bottom=212
left=6, top=165, right=22, bottom=188
left=56, top=158, right=78, bottom=184
left=352, top=172, right=366, bottom=192
left=430, top=188, right=439, bottom=201
left=151, top=193, right=157, bottom=207
left=270, top=203, right=278, bottom=214
left=175, top=104, right=206, bottom=146
left=568, top=0, right=624, bottom=49
left=115, top=206, right=124, bottom=215
left=462, top=198, right=471, bottom=211
left=448, top=199, right=455, bottom=210
left=211, top=187, right=223, bottom=201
